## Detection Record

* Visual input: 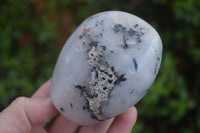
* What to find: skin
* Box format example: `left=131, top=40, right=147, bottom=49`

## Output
left=0, top=79, right=137, bottom=133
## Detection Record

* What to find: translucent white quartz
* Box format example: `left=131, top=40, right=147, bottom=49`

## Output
left=50, top=11, right=162, bottom=125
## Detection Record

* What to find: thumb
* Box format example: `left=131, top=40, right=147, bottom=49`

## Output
left=0, top=97, right=58, bottom=133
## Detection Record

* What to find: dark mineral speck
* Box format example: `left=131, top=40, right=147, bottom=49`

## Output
left=103, top=87, right=107, bottom=90
left=154, top=62, right=158, bottom=74
left=88, top=41, right=98, bottom=47
left=128, top=28, right=136, bottom=36
left=111, top=66, right=114, bottom=71
left=95, top=71, right=99, bottom=78
left=70, top=103, right=73, bottom=108
left=79, top=35, right=83, bottom=39
left=94, top=82, right=98, bottom=86
left=113, top=24, right=124, bottom=33
left=122, top=37, right=129, bottom=49
left=108, top=79, right=113, bottom=84
left=114, top=74, right=126, bottom=85
left=154, top=56, right=161, bottom=74
left=101, top=20, right=104, bottom=24
left=137, top=37, right=142, bottom=43
left=130, top=89, right=134, bottom=94
left=60, top=107, right=64, bottom=111
left=100, top=45, right=106, bottom=51
left=74, top=85, right=85, bottom=91
left=134, top=24, right=139, bottom=28
left=133, top=58, right=138, bottom=71
left=123, top=44, right=129, bottom=49
left=91, top=114, right=99, bottom=120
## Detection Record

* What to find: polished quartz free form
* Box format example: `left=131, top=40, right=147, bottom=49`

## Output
left=50, top=11, right=162, bottom=125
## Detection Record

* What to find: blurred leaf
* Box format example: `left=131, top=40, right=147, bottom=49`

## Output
left=0, top=0, right=199, bottom=132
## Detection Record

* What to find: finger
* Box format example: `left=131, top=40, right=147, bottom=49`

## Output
left=0, top=97, right=58, bottom=133
left=49, top=115, right=79, bottom=133
left=29, top=126, right=47, bottom=133
left=78, top=118, right=114, bottom=133
left=32, top=79, right=51, bottom=98
left=108, top=107, right=137, bottom=133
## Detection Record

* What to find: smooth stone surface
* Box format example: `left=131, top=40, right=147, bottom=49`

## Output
left=50, top=11, right=162, bottom=125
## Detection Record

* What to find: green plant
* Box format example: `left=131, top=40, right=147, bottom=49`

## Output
left=0, top=0, right=199, bottom=132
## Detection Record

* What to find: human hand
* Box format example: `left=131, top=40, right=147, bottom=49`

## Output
left=0, top=80, right=137, bottom=133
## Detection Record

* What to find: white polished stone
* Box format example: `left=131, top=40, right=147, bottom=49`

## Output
left=50, top=11, right=162, bottom=125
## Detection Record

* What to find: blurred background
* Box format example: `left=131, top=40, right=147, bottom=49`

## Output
left=0, top=0, right=200, bottom=132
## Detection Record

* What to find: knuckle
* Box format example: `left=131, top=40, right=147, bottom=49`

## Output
left=13, top=96, right=29, bottom=105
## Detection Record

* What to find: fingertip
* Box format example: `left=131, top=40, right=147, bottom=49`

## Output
left=32, top=79, right=51, bottom=98
left=78, top=118, right=114, bottom=133
left=108, top=106, right=137, bottom=133
left=118, top=106, right=137, bottom=127
left=124, top=106, right=137, bottom=122
left=129, top=106, right=137, bottom=125
left=48, top=115, right=79, bottom=133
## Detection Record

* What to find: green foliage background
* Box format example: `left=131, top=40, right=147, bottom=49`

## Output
left=0, top=0, right=199, bottom=132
